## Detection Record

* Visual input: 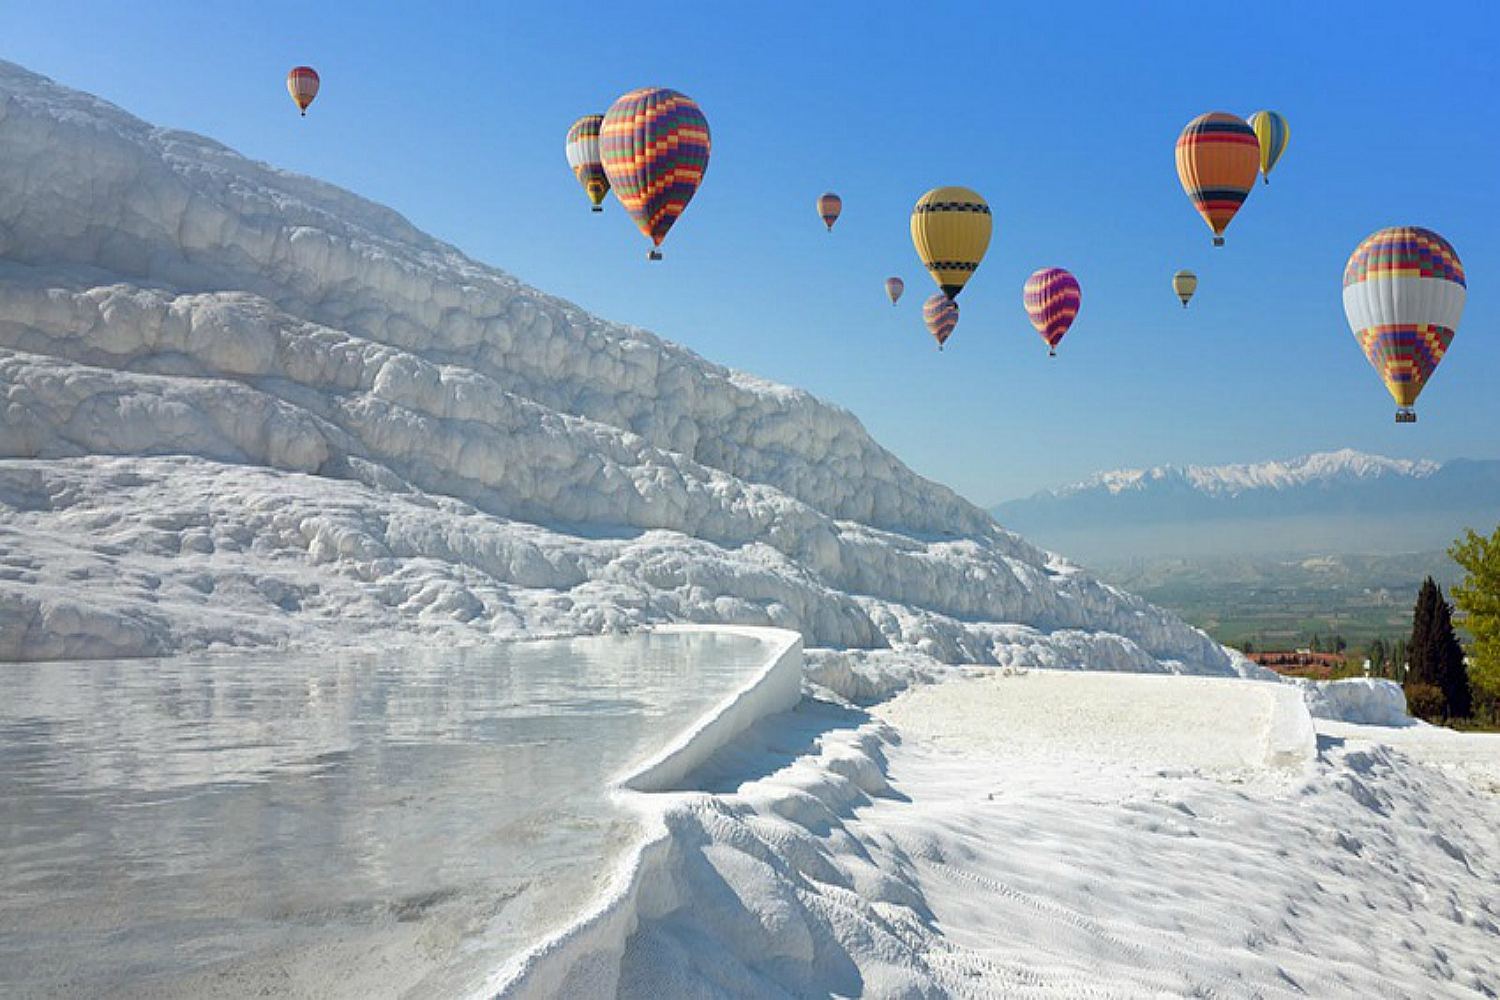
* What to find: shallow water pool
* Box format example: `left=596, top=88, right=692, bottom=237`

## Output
left=0, top=631, right=772, bottom=998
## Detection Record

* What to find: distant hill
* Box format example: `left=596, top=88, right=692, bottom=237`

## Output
left=991, top=449, right=1500, bottom=564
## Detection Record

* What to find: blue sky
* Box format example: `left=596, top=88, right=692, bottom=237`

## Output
left=3, top=1, right=1496, bottom=503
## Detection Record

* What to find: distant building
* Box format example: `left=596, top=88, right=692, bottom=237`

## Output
left=1247, top=650, right=1347, bottom=680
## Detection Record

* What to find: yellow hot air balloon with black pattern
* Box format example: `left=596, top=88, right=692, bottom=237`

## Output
left=911, top=187, right=992, bottom=299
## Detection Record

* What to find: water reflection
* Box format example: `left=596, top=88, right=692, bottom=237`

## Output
left=0, top=631, right=769, bottom=999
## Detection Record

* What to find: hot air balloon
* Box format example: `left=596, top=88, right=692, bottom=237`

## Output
left=1173, top=269, right=1198, bottom=308
left=923, top=293, right=959, bottom=350
left=600, top=88, right=710, bottom=260
left=817, top=192, right=842, bottom=232
left=286, top=67, right=319, bottom=116
left=566, top=114, right=610, bottom=212
left=911, top=187, right=992, bottom=298
left=885, top=277, right=904, bottom=306
left=1343, top=226, right=1465, bottom=423
left=1175, top=113, right=1260, bottom=246
left=1023, top=268, right=1081, bottom=357
left=1246, top=111, right=1290, bottom=185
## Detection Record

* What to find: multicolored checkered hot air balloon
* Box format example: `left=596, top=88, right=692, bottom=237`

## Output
left=1175, top=113, right=1260, bottom=246
left=885, top=277, right=904, bottom=306
left=1343, top=226, right=1465, bottom=423
left=1246, top=110, right=1290, bottom=185
left=600, top=88, right=711, bottom=260
left=1173, top=269, right=1198, bottom=308
left=817, top=192, right=842, bottom=232
left=911, top=187, right=992, bottom=299
left=1023, top=268, right=1081, bottom=357
left=923, top=293, right=959, bottom=350
left=286, top=66, right=319, bottom=117
left=566, top=114, right=610, bottom=213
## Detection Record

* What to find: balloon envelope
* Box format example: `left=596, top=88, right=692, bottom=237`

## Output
left=818, top=192, right=842, bottom=231
left=601, top=88, right=711, bottom=256
left=910, top=187, right=992, bottom=298
left=566, top=114, right=610, bottom=211
left=923, top=293, right=959, bottom=349
left=1175, top=113, right=1259, bottom=245
left=1172, top=269, right=1198, bottom=307
left=286, top=66, right=319, bottom=115
left=1246, top=110, right=1290, bottom=185
left=1023, top=267, right=1081, bottom=354
left=1343, top=226, right=1465, bottom=420
left=885, top=276, right=904, bottom=305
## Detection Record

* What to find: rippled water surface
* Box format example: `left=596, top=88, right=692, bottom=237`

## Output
left=0, top=631, right=771, bottom=998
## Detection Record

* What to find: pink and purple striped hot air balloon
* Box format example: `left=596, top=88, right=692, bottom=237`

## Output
left=923, top=293, right=958, bottom=350
left=1023, top=267, right=1081, bottom=357
left=600, top=87, right=711, bottom=260
left=885, top=277, right=904, bottom=305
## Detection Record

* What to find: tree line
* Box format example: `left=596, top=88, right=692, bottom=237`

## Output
left=1381, top=526, right=1498, bottom=725
left=1236, top=524, right=1500, bottom=727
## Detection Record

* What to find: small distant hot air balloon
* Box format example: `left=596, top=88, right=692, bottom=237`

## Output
left=923, top=293, right=959, bottom=350
left=817, top=192, right=842, bottom=232
left=1023, top=268, right=1081, bottom=357
left=885, top=277, right=904, bottom=306
left=566, top=114, right=610, bottom=212
left=600, top=88, right=710, bottom=260
left=1246, top=111, right=1290, bottom=185
left=911, top=187, right=992, bottom=298
left=286, top=66, right=319, bottom=116
left=1175, top=113, right=1260, bottom=245
left=1173, top=269, right=1198, bottom=308
left=1343, top=226, right=1465, bottom=423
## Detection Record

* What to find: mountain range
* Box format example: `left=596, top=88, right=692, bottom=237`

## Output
left=991, top=449, right=1500, bottom=564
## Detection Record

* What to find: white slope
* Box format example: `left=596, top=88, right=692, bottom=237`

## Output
left=591, top=670, right=1500, bottom=1000
left=1052, top=448, right=1440, bottom=499
left=0, top=60, right=1230, bottom=675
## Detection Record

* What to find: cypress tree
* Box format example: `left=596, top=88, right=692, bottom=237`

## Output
left=1407, top=577, right=1441, bottom=688
left=1430, top=583, right=1472, bottom=718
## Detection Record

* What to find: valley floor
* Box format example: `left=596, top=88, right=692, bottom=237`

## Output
left=605, top=668, right=1500, bottom=999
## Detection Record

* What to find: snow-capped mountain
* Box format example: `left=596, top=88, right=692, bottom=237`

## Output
left=992, top=449, right=1500, bottom=562
left=1058, top=449, right=1441, bottom=499
left=0, top=61, right=1233, bottom=674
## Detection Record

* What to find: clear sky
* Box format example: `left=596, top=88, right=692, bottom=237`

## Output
left=3, top=1, right=1496, bottom=504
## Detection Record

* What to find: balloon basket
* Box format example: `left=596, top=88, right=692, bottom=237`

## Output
left=648, top=250, right=662, bottom=261
left=1395, top=408, right=1417, bottom=424
left=1048, top=348, right=1056, bottom=358
left=1212, top=236, right=1225, bottom=247
left=591, top=206, right=603, bottom=213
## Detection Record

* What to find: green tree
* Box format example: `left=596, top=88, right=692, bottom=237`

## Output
left=1407, top=578, right=1440, bottom=689
left=1242, top=639, right=1256, bottom=655
left=1310, top=634, right=1323, bottom=653
left=1368, top=637, right=1387, bottom=676
left=1406, top=576, right=1471, bottom=719
left=1451, top=525, right=1500, bottom=715
left=1393, top=637, right=1408, bottom=679
left=1429, top=585, right=1471, bottom=718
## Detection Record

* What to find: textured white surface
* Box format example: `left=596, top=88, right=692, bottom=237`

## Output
left=602, top=667, right=1499, bottom=998
left=0, top=60, right=1228, bottom=678
left=1295, top=676, right=1412, bottom=726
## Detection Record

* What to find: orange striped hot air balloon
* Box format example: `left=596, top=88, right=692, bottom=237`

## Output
left=1175, top=112, right=1260, bottom=246
left=817, top=192, right=842, bottom=232
left=286, top=66, right=319, bottom=117
left=600, top=88, right=711, bottom=260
